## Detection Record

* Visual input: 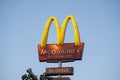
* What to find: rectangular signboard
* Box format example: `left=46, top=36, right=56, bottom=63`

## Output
left=38, top=43, right=84, bottom=62
left=46, top=67, right=73, bottom=76
left=52, top=77, right=71, bottom=80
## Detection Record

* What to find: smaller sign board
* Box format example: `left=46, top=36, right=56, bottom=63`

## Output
left=52, top=77, right=71, bottom=80
left=46, top=67, right=73, bottom=76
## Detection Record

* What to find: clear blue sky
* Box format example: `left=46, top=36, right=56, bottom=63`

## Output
left=0, top=0, right=120, bottom=80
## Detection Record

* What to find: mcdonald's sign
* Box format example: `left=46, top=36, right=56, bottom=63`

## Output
left=38, top=15, right=84, bottom=62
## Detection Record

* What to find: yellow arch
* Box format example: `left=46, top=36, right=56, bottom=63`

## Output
left=41, top=16, right=61, bottom=48
left=61, top=15, right=81, bottom=46
left=40, top=15, right=81, bottom=48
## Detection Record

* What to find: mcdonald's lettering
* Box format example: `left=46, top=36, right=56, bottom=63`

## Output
left=38, top=15, right=84, bottom=62
left=40, top=48, right=75, bottom=55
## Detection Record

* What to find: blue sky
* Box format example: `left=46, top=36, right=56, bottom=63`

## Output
left=0, top=0, right=120, bottom=80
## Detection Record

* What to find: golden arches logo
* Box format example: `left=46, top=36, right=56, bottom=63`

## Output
left=41, top=15, right=81, bottom=48
left=38, top=15, right=84, bottom=62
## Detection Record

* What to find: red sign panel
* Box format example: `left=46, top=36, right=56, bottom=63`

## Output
left=52, top=77, right=71, bottom=80
left=46, top=67, right=73, bottom=76
left=38, top=43, right=84, bottom=62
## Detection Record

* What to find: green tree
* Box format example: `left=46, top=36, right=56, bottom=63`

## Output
left=21, top=68, right=52, bottom=80
left=40, top=73, right=52, bottom=80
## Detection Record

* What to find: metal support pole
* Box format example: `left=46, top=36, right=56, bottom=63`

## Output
left=58, top=61, right=62, bottom=78
left=58, top=61, right=62, bottom=67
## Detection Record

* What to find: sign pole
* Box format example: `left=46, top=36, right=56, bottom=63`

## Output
left=58, top=61, right=62, bottom=78
left=58, top=61, right=62, bottom=67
